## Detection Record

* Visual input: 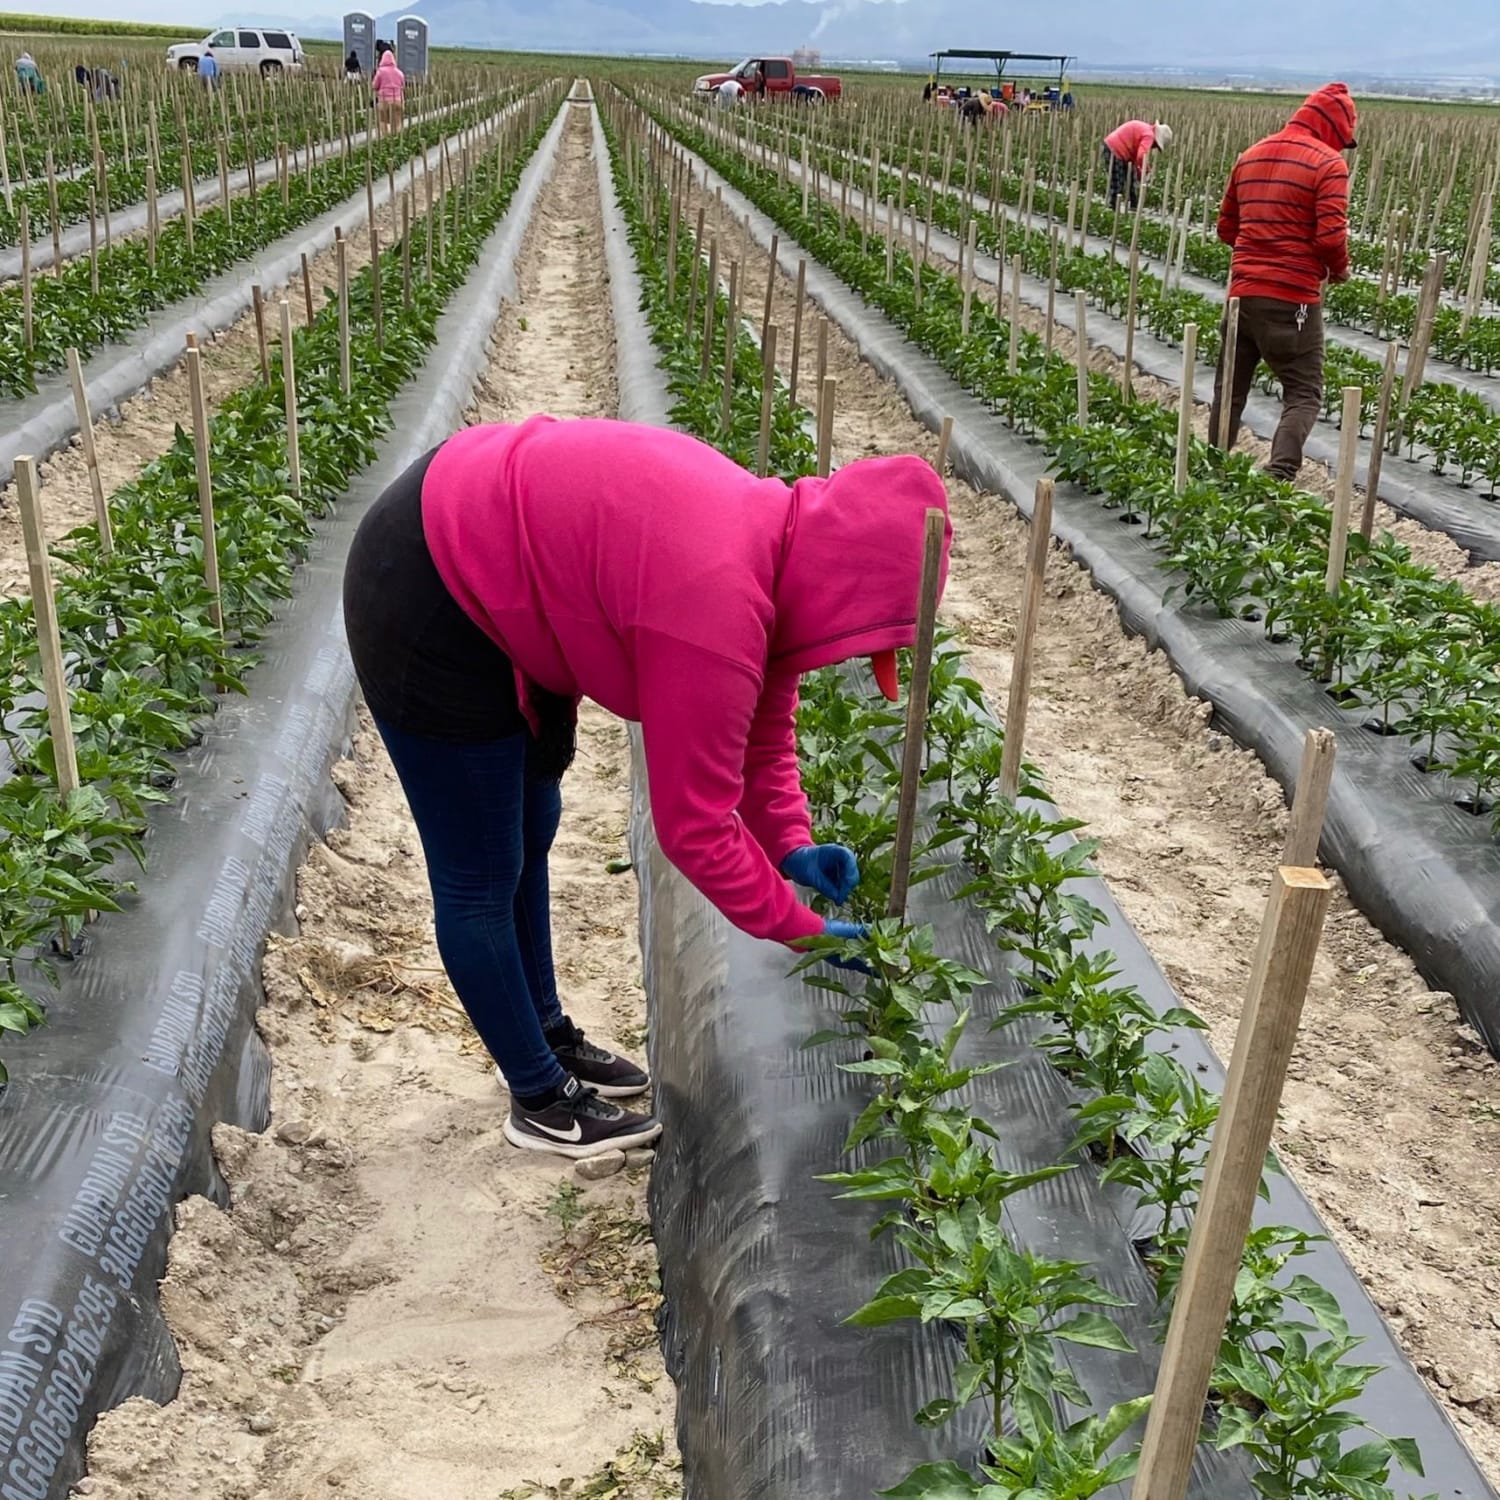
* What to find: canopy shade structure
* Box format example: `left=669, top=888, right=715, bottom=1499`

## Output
left=929, top=50, right=1073, bottom=88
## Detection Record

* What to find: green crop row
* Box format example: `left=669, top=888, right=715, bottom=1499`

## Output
left=657, top=100, right=1500, bottom=838
left=0, top=86, right=561, bottom=1085
left=611, top=89, right=1440, bottom=1500
left=1, top=77, right=413, bottom=249
left=0, top=91, right=508, bottom=399
left=701, top=100, right=1500, bottom=493
left=795, top=104, right=1500, bottom=307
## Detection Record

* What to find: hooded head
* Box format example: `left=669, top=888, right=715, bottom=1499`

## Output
left=769, top=454, right=953, bottom=699
left=377, top=49, right=396, bottom=69
left=1290, top=82, right=1357, bottom=151
left=1153, top=121, right=1173, bottom=150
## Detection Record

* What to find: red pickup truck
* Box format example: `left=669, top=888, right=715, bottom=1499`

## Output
left=693, top=57, right=843, bottom=101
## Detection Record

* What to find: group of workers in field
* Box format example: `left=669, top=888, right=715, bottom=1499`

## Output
left=1107, top=81, right=1358, bottom=480
left=346, top=42, right=408, bottom=132
left=337, top=81, right=1363, bottom=1164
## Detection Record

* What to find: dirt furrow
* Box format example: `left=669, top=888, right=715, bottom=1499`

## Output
left=84, top=97, right=679, bottom=1500
left=681, top=175, right=1500, bottom=1482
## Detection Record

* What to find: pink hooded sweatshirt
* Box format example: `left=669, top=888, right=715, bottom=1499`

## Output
left=421, top=417, right=952, bottom=946
left=373, top=53, right=405, bottom=102
left=1105, top=119, right=1155, bottom=175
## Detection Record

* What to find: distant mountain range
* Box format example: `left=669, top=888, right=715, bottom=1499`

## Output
left=249, top=0, right=1500, bottom=81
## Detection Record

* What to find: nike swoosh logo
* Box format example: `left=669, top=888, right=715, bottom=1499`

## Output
left=530, top=1119, right=583, bottom=1142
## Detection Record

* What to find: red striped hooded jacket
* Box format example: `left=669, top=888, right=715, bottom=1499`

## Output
left=1217, top=83, right=1357, bottom=304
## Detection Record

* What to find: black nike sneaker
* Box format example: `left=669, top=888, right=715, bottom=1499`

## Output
left=503, top=1075, right=662, bottom=1159
left=546, top=1017, right=651, bottom=1098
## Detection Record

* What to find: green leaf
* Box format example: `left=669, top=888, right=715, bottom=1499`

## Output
left=1051, top=1312, right=1134, bottom=1353
left=845, top=1295, right=921, bottom=1327
left=878, top=1462, right=984, bottom=1499
left=1385, top=1435, right=1425, bottom=1477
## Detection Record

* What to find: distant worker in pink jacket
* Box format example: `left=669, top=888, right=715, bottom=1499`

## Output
left=343, top=417, right=952, bottom=1160
left=1102, top=119, right=1173, bottom=210
left=372, top=49, right=405, bottom=135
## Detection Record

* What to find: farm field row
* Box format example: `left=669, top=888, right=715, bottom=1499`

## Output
left=0, top=55, right=1494, bottom=1500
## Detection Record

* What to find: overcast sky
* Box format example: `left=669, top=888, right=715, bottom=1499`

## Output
left=16, top=0, right=1500, bottom=75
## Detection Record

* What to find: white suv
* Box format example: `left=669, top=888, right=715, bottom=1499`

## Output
left=166, top=27, right=306, bottom=76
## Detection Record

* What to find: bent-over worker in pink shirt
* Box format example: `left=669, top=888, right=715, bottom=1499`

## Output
left=343, top=417, right=952, bottom=1159
left=1102, top=119, right=1174, bottom=210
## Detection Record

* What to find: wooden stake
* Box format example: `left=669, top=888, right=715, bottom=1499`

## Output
left=145, top=162, right=157, bottom=270
left=1325, top=386, right=1363, bottom=595
left=686, top=206, right=705, bottom=330
left=1044, top=227, right=1059, bottom=356
left=935, top=416, right=953, bottom=478
left=816, top=376, right=836, bottom=479
left=0, top=104, right=12, bottom=214
left=1174, top=323, right=1199, bottom=496
left=1360, top=340, right=1399, bottom=541
left=1130, top=866, right=1332, bottom=1500
left=720, top=259, right=739, bottom=433
left=370, top=227, right=383, bottom=350
left=45, top=150, right=61, bottom=273
left=961, top=220, right=977, bottom=335
left=999, top=479, right=1054, bottom=802
left=700, top=237, right=719, bottom=384
left=756, top=325, right=779, bottom=478
left=1214, top=298, right=1241, bottom=451
left=251, top=284, right=271, bottom=382
left=1281, top=728, right=1336, bottom=868
left=66, top=349, right=111, bottom=555
left=180, top=149, right=194, bottom=254
left=300, top=251, right=316, bottom=327
left=336, top=235, right=351, bottom=395
left=816, top=317, right=829, bottom=432
left=87, top=186, right=99, bottom=296
left=1007, top=256, right=1021, bottom=376
left=15, top=458, right=80, bottom=799
left=761, top=233, right=778, bottom=347
left=280, top=299, right=301, bottom=499
left=1075, top=291, right=1089, bottom=425
left=19, top=202, right=33, bottom=351
left=185, top=348, right=224, bottom=635
left=789, top=259, right=807, bottom=406
left=887, top=507, right=948, bottom=921
left=1122, top=199, right=1145, bottom=399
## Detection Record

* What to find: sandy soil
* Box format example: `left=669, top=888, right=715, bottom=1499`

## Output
left=83, top=97, right=680, bottom=1500
left=682, top=177, right=1500, bottom=1482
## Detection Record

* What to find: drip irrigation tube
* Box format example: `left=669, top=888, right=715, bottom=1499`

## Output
left=673, top=139, right=1500, bottom=1061
left=0, top=95, right=568, bottom=1500
left=618, top=132, right=1496, bottom=1499
left=0, top=96, right=523, bottom=495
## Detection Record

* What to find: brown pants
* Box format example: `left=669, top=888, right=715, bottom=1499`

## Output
left=1208, top=296, right=1324, bottom=481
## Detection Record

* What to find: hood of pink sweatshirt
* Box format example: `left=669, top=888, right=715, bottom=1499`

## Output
left=419, top=416, right=951, bottom=945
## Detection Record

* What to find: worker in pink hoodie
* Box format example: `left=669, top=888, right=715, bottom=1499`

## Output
left=343, top=417, right=952, bottom=1159
left=1102, top=119, right=1173, bottom=210
left=372, top=48, right=405, bottom=135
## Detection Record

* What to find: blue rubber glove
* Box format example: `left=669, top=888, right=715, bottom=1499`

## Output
left=781, top=843, right=860, bottom=904
left=821, top=918, right=872, bottom=974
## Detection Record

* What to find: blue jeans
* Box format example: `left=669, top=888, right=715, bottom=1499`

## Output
left=373, top=719, right=568, bottom=1099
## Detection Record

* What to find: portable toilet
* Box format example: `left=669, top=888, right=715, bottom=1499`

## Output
left=396, top=14, right=429, bottom=77
left=342, top=10, right=375, bottom=73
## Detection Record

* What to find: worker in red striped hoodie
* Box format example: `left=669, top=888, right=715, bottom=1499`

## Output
left=1209, top=82, right=1358, bottom=481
